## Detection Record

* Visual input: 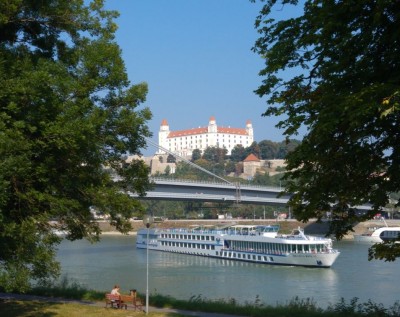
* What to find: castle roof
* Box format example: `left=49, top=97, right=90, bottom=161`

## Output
left=243, top=154, right=260, bottom=162
left=168, top=127, right=208, bottom=138
left=160, top=119, right=168, bottom=126
left=167, top=126, right=247, bottom=138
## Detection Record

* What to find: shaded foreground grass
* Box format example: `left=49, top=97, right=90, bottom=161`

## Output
left=2, top=278, right=400, bottom=317
left=0, top=300, right=182, bottom=317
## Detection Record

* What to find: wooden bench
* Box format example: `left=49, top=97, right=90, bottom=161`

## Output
left=105, top=293, right=121, bottom=308
left=120, top=294, right=144, bottom=311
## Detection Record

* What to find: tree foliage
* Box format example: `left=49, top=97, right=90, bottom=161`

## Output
left=202, top=146, right=227, bottom=163
left=0, top=0, right=152, bottom=291
left=230, top=144, right=247, bottom=162
left=191, top=149, right=202, bottom=161
left=253, top=0, right=400, bottom=260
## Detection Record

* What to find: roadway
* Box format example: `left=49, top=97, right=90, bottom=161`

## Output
left=127, top=178, right=373, bottom=210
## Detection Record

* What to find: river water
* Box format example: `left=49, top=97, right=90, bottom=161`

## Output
left=56, top=235, right=400, bottom=308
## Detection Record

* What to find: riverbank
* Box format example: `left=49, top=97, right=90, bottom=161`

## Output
left=2, top=287, right=400, bottom=317
left=97, top=219, right=400, bottom=239
left=0, top=292, right=245, bottom=317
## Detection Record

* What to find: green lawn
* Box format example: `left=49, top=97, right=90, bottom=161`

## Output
left=0, top=300, right=184, bottom=317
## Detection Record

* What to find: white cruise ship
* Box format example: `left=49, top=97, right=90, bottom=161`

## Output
left=353, top=226, right=400, bottom=243
left=136, top=224, right=340, bottom=268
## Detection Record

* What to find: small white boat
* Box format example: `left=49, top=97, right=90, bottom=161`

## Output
left=354, top=226, right=400, bottom=243
left=136, top=224, right=340, bottom=268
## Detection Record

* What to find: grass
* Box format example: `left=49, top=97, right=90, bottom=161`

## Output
left=0, top=300, right=183, bottom=317
left=1, top=277, right=400, bottom=317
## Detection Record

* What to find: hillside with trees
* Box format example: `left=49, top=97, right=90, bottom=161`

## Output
left=154, top=138, right=300, bottom=183
left=146, top=139, right=300, bottom=220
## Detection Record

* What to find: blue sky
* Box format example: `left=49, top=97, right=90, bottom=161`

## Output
left=104, top=1, right=302, bottom=156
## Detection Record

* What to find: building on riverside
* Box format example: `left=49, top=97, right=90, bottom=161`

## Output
left=157, top=116, right=254, bottom=157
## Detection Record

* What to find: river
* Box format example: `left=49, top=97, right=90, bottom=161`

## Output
left=56, top=234, right=400, bottom=308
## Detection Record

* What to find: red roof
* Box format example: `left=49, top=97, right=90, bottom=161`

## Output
left=243, top=154, right=260, bottom=162
left=160, top=119, right=168, bottom=126
left=218, top=127, right=247, bottom=135
left=167, top=126, right=248, bottom=138
left=168, top=127, right=208, bottom=138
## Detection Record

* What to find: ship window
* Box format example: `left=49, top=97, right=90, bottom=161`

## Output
left=211, top=246, right=215, bottom=250
left=269, top=257, right=274, bottom=262
left=247, top=255, right=251, bottom=259
left=258, top=256, right=261, bottom=261
left=253, top=255, right=256, bottom=260
left=211, top=236, right=215, bottom=241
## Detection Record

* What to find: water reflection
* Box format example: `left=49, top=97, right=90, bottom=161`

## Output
left=56, top=236, right=400, bottom=308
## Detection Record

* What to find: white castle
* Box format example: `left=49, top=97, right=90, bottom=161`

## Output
left=157, top=116, right=254, bottom=157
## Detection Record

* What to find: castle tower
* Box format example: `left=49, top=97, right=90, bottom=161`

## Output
left=157, top=119, right=170, bottom=154
left=207, top=116, right=217, bottom=147
left=246, top=119, right=253, bottom=138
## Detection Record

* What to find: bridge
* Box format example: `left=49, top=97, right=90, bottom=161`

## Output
left=128, top=177, right=372, bottom=210
left=126, top=138, right=372, bottom=210
left=129, top=177, right=289, bottom=206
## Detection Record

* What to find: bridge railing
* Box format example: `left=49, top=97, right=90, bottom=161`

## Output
left=150, top=177, right=281, bottom=191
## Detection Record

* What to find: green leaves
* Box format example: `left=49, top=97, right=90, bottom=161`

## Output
left=0, top=0, right=152, bottom=291
left=254, top=1, right=400, bottom=260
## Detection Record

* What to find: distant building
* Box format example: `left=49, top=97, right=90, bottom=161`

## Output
left=158, top=116, right=254, bottom=157
left=243, top=153, right=260, bottom=176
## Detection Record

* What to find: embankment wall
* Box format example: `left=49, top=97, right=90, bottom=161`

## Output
left=97, top=219, right=400, bottom=240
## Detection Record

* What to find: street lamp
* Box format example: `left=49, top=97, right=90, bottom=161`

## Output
left=143, top=215, right=153, bottom=315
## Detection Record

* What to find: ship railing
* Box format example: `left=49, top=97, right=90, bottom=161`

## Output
left=157, top=228, right=226, bottom=235
left=157, top=228, right=273, bottom=236
left=221, top=247, right=337, bottom=255
left=277, top=234, right=328, bottom=241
